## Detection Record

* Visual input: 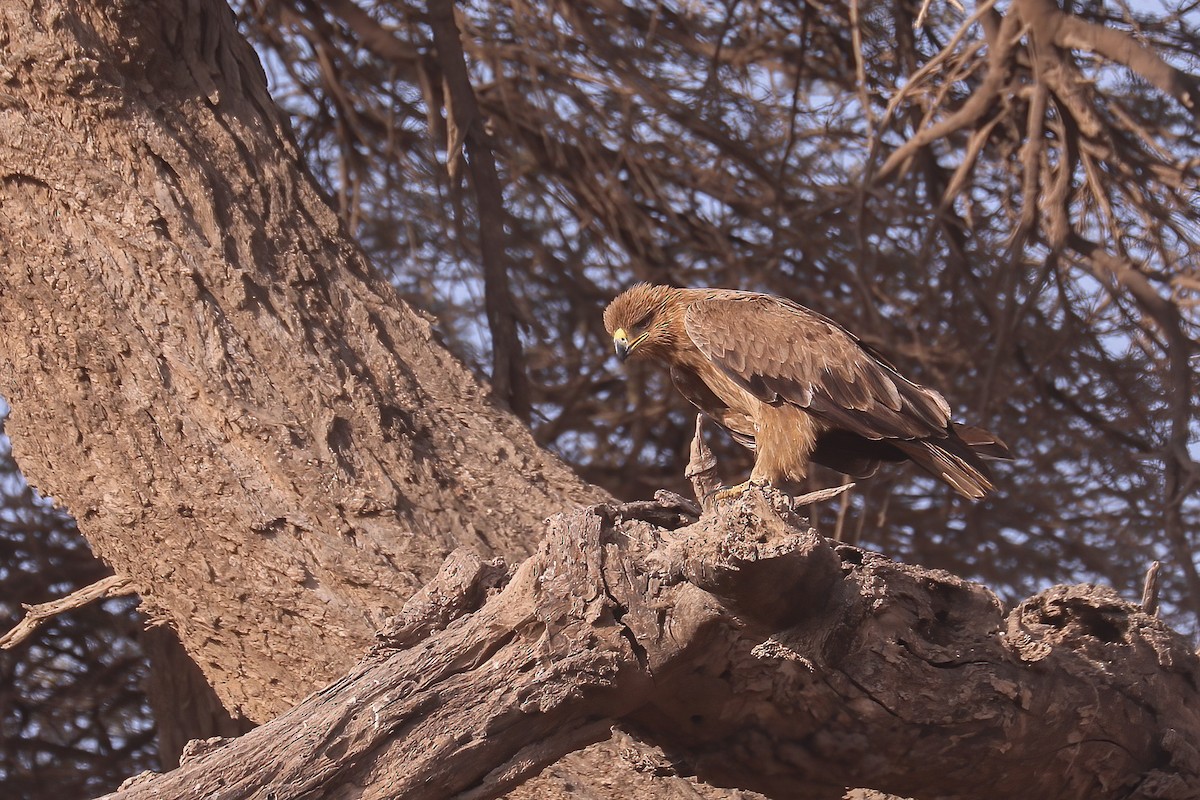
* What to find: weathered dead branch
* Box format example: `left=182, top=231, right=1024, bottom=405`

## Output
left=0, top=574, right=133, bottom=650
left=104, top=492, right=1200, bottom=800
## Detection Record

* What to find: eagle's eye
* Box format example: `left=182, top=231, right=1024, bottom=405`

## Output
left=632, top=310, right=655, bottom=331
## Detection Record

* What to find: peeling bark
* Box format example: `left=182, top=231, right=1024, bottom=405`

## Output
left=107, top=492, right=1200, bottom=800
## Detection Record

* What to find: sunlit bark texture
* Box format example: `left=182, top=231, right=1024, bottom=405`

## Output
left=0, top=0, right=603, bottom=723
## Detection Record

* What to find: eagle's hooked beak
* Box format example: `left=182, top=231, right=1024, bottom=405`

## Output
left=613, top=328, right=632, bottom=362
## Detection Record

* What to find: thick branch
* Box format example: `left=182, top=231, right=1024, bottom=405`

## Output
left=1054, top=10, right=1198, bottom=115
left=106, top=493, right=1200, bottom=800
left=105, top=517, right=653, bottom=800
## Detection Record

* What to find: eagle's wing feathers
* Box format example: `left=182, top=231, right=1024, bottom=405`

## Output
left=684, top=294, right=951, bottom=443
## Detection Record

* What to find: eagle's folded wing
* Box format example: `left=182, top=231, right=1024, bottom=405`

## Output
left=683, top=294, right=952, bottom=443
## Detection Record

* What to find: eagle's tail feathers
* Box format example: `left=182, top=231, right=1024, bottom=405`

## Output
left=895, top=436, right=996, bottom=500
left=951, top=423, right=1013, bottom=461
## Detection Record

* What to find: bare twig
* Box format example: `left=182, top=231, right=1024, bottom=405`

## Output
left=849, top=0, right=874, bottom=129
left=0, top=574, right=134, bottom=650
left=832, top=473, right=856, bottom=541
left=793, top=481, right=856, bottom=507
left=876, top=12, right=1021, bottom=181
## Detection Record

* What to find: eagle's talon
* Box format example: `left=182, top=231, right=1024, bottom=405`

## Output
left=708, top=479, right=768, bottom=502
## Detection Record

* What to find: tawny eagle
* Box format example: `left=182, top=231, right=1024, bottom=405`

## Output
left=603, top=284, right=1010, bottom=499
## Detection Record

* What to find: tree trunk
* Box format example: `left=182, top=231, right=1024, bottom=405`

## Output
left=143, top=626, right=253, bottom=767
left=0, top=0, right=603, bottom=723
left=0, top=2, right=709, bottom=796
left=105, top=492, right=1200, bottom=800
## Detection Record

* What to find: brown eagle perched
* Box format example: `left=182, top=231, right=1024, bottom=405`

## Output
left=603, top=284, right=1010, bottom=499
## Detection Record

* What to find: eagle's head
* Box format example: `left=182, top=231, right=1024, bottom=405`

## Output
left=603, top=283, right=682, bottom=363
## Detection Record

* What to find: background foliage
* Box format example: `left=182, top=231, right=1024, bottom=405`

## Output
left=2, top=0, right=1197, bottom=795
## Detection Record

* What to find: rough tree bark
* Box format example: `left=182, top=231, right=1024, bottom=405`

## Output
left=0, top=1, right=731, bottom=795
left=2, top=2, right=1197, bottom=799
left=104, top=490, right=1200, bottom=800
left=0, top=0, right=603, bottom=722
